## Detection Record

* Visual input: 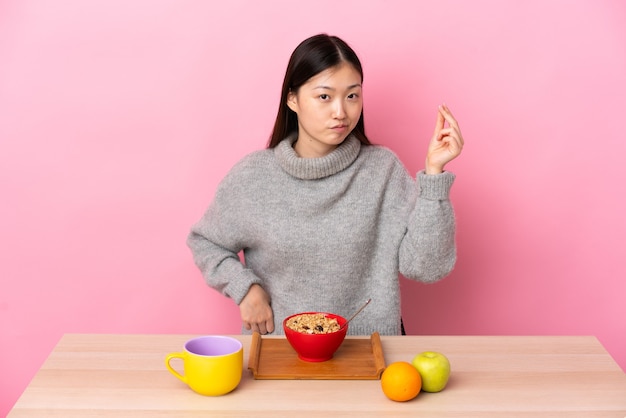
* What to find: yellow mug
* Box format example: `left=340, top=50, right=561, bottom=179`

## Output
left=165, top=335, right=243, bottom=396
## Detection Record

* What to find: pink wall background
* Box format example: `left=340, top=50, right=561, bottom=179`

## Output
left=1, top=0, right=625, bottom=414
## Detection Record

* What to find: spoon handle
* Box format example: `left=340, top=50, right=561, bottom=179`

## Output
left=341, top=298, right=371, bottom=330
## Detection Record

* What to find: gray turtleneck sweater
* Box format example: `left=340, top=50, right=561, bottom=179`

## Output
left=187, top=135, right=456, bottom=336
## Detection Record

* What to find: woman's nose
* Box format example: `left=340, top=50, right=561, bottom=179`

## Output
left=333, top=100, right=346, bottom=119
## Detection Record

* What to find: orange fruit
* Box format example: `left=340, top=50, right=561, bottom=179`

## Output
left=381, top=361, right=422, bottom=402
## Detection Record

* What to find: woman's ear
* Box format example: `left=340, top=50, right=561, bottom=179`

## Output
left=286, top=90, right=298, bottom=113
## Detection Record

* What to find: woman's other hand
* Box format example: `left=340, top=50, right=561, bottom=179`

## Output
left=239, top=283, right=275, bottom=334
left=425, top=104, right=464, bottom=174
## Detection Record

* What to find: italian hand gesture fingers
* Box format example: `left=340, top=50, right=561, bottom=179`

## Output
left=425, top=104, right=464, bottom=174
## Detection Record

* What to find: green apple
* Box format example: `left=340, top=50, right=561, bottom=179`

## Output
left=411, top=351, right=450, bottom=392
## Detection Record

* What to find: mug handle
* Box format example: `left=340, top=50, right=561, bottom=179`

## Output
left=165, top=352, right=187, bottom=384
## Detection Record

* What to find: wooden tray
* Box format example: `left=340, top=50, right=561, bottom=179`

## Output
left=247, top=332, right=386, bottom=380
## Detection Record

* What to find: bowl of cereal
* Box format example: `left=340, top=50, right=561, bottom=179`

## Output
left=283, top=312, right=348, bottom=362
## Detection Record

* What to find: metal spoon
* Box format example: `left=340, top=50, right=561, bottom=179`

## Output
left=339, top=298, right=371, bottom=330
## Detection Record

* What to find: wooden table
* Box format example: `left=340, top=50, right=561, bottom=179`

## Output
left=8, top=334, right=626, bottom=417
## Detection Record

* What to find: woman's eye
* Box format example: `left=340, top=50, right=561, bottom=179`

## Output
left=348, top=93, right=359, bottom=100
left=319, top=94, right=330, bottom=100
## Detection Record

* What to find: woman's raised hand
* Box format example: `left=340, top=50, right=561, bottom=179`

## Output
left=425, top=104, right=464, bottom=174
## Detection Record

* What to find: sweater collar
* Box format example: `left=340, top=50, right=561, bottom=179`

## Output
left=274, top=134, right=361, bottom=180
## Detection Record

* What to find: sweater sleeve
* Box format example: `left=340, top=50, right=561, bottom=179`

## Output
left=398, top=170, right=457, bottom=283
left=187, top=215, right=263, bottom=305
left=186, top=167, right=264, bottom=305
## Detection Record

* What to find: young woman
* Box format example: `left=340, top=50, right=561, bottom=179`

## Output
left=187, top=34, right=464, bottom=336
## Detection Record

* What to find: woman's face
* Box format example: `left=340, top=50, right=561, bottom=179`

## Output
left=287, top=63, right=363, bottom=158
